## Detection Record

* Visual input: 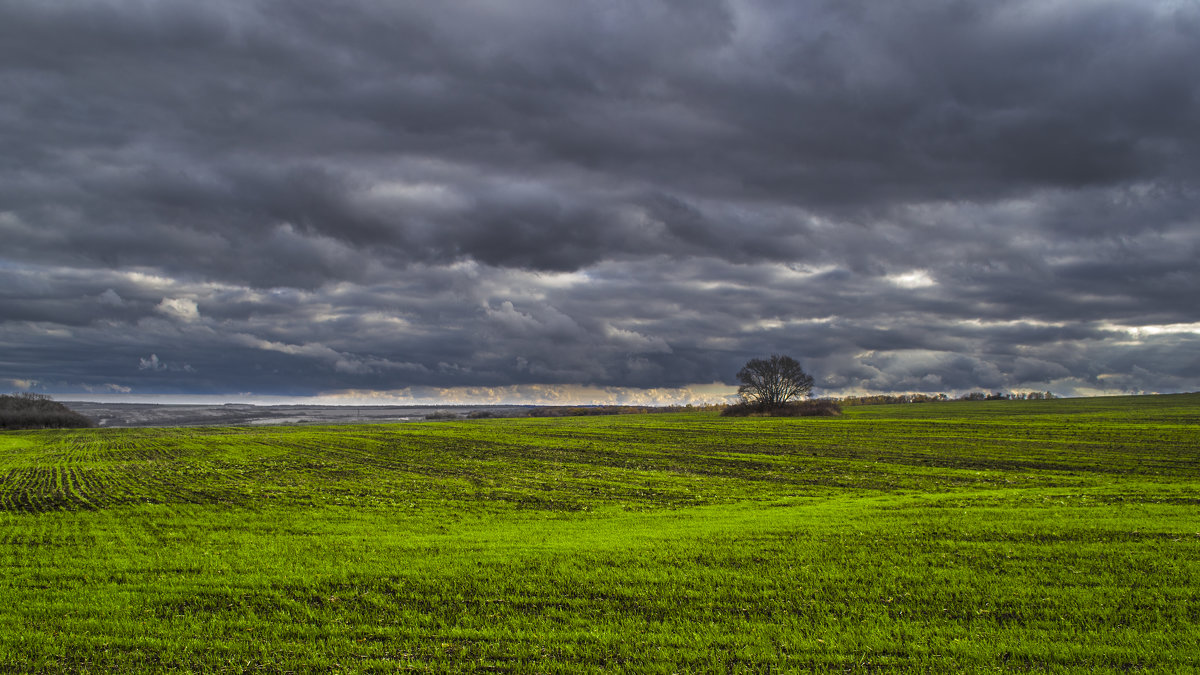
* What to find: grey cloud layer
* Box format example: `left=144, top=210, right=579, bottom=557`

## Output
left=2, top=0, right=1198, bottom=399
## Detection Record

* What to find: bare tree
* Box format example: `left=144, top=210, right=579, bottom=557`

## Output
left=736, top=354, right=814, bottom=408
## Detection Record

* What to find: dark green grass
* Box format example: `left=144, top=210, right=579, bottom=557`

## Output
left=1, top=394, right=1198, bottom=672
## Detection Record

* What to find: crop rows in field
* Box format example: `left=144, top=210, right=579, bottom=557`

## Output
left=0, top=394, right=1199, bottom=672
left=2, top=395, right=1198, bottom=517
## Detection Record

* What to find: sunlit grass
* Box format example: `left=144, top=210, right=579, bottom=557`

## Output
left=1, top=394, right=1198, bottom=671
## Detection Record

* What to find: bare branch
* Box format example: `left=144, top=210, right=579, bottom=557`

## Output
left=735, top=354, right=814, bottom=408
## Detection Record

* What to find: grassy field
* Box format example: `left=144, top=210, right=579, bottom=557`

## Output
left=1, top=394, right=1198, bottom=672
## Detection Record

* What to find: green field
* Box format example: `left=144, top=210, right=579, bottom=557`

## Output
left=2, top=395, right=1198, bottom=672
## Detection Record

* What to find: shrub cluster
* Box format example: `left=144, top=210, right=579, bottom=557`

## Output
left=0, top=393, right=95, bottom=430
left=720, top=399, right=843, bottom=418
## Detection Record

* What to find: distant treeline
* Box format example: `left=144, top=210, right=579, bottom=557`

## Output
left=837, top=391, right=1057, bottom=406
left=0, top=393, right=95, bottom=430
left=442, top=393, right=1061, bottom=421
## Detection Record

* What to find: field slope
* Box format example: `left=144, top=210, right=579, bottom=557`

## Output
left=1, top=394, right=1198, bottom=672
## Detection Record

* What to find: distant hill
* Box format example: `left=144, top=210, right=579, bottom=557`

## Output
left=0, top=393, right=94, bottom=430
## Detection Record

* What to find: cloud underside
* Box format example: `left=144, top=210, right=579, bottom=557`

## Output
left=2, top=0, right=1199, bottom=401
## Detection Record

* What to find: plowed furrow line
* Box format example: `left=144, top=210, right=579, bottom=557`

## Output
left=62, top=467, right=96, bottom=510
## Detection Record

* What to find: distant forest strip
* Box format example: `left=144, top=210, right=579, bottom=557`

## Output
left=0, top=390, right=1067, bottom=430
left=0, top=393, right=94, bottom=430
left=494, top=392, right=1058, bottom=419
left=446, top=392, right=1061, bottom=420
left=839, top=391, right=1058, bottom=406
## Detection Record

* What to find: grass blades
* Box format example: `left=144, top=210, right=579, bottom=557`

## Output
left=1, top=394, right=1198, bottom=672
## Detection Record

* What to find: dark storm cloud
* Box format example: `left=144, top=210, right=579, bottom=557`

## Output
left=3, top=0, right=1199, bottom=400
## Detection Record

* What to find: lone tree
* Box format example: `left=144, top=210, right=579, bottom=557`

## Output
left=736, top=354, right=814, bottom=408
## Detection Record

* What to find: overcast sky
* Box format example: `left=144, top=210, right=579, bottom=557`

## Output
left=3, top=0, right=1199, bottom=404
